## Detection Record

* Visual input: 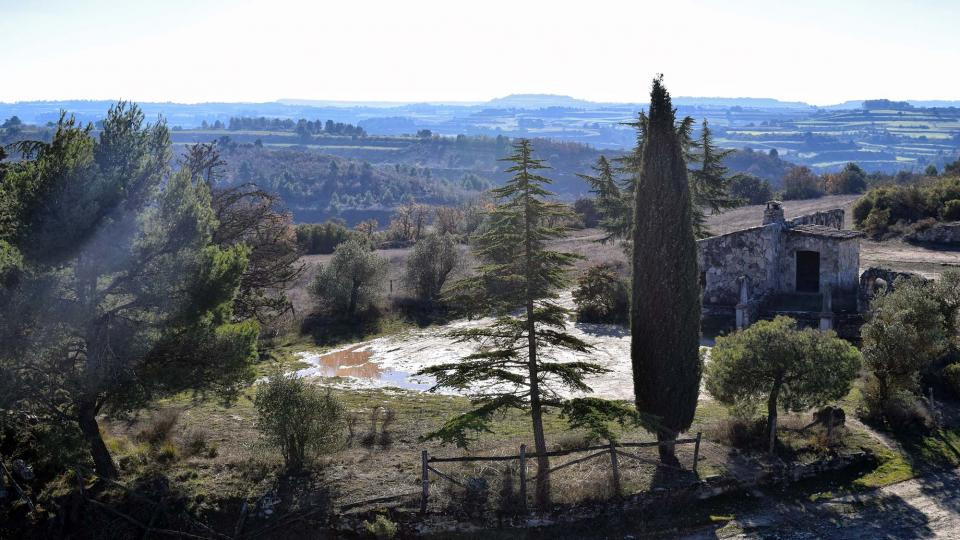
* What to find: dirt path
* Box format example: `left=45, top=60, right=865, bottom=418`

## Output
left=683, top=467, right=960, bottom=539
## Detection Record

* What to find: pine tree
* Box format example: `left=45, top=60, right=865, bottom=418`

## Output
left=578, top=155, right=631, bottom=243
left=630, top=76, right=702, bottom=465
left=688, top=120, right=743, bottom=238
left=418, top=139, right=608, bottom=511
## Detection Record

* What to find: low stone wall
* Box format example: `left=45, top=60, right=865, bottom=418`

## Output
left=905, top=221, right=960, bottom=245
left=789, top=208, right=845, bottom=230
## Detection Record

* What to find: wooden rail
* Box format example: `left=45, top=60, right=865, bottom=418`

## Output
left=419, top=433, right=703, bottom=513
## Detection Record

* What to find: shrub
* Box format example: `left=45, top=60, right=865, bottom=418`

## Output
left=311, top=239, right=388, bottom=318
left=943, top=364, right=960, bottom=399
left=180, top=429, right=211, bottom=458
left=572, top=263, right=629, bottom=324
left=706, top=416, right=768, bottom=451
left=860, top=381, right=933, bottom=433
left=860, top=207, right=892, bottom=239
left=136, top=410, right=180, bottom=446
left=295, top=220, right=354, bottom=254
left=942, top=199, right=960, bottom=221
left=255, top=371, right=344, bottom=470
left=363, top=514, right=398, bottom=539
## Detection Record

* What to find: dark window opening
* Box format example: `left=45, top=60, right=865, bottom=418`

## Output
left=796, top=251, right=820, bottom=293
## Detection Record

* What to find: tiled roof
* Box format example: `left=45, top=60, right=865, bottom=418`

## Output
left=787, top=224, right=863, bottom=239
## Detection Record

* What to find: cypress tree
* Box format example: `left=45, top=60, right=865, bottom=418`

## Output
left=630, top=76, right=702, bottom=465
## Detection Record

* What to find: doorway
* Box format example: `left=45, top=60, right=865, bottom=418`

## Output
left=796, top=251, right=820, bottom=293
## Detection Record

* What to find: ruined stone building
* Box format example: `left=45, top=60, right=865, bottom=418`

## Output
left=698, top=201, right=863, bottom=335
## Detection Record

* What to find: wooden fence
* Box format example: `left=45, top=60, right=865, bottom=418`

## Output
left=419, top=433, right=702, bottom=513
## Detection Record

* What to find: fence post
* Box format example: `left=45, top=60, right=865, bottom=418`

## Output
left=693, top=432, right=702, bottom=475
left=608, top=441, right=621, bottom=498
left=420, top=450, right=429, bottom=514
left=518, top=444, right=528, bottom=512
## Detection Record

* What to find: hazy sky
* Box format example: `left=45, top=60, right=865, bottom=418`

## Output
left=2, top=0, right=958, bottom=105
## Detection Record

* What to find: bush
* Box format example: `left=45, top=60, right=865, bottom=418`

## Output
left=860, top=380, right=933, bottom=433
left=706, top=416, right=768, bottom=451
left=943, top=364, right=960, bottom=399
left=136, top=410, right=180, bottom=446
left=363, top=514, right=398, bottom=539
left=311, top=239, right=388, bottom=318
left=853, top=177, right=960, bottom=236
left=295, top=220, right=354, bottom=254
left=255, top=371, right=344, bottom=470
left=572, top=263, right=629, bottom=324
left=942, top=199, right=960, bottom=221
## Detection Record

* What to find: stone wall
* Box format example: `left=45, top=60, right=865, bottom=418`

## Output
left=779, top=234, right=860, bottom=295
left=698, top=224, right=780, bottom=306
left=905, top=221, right=960, bottom=245
left=788, top=208, right=845, bottom=230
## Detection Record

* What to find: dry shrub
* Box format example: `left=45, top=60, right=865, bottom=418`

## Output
left=179, top=429, right=215, bottom=458
left=136, top=409, right=180, bottom=446
left=859, top=380, right=933, bottom=433
left=707, top=417, right=767, bottom=451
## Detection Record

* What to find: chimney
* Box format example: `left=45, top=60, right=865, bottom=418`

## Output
left=762, top=201, right=785, bottom=225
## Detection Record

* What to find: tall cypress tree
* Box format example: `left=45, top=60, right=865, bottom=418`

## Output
left=630, top=76, right=702, bottom=465
left=419, top=139, right=607, bottom=511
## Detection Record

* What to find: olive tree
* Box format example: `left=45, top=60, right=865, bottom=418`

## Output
left=705, top=316, right=861, bottom=454
left=311, top=238, right=387, bottom=317
left=861, top=276, right=950, bottom=418
left=403, top=233, right=460, bottom=303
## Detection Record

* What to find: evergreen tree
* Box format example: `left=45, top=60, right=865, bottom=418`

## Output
left=630, top=77, right=703, bottom=465
left=418, top=140, right=608, bottom=511
left=578, top=155, right=631, bottom=243
left=688, top=120, right=743, bottom=238
left=0, top=105, right=257, bottom=478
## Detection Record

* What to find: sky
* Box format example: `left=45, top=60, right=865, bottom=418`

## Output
left=1, top=0, right=958, bottom=106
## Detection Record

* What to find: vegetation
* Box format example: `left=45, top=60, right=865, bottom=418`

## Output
left=630, top=77, right=702, bottom=464
left=0, top=104, right=258, bottom=479
left=728, top=173, right=773, bottom=204
left=227, top=116, right=366, bottom=137
left=572, top=263, right=629, bottom=324
left=782, top=166, right=824, bottom=200
left=705, top=317, right=861, bottom=453
left=402, top=233, right=461, bottom=303
left=311, top=238, right=388, bottom=317
left=255, top=370, right=344, bottom=470
left=859, top=273, right=958, bottom=428
left=417, top=139, right=609, bottom=511
left=296, top=220, right=355, bottom=254
left=852, top=176, right=960, bottom=238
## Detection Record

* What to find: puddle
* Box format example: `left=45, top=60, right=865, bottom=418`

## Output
left=295, top=346, right=433, bottom=391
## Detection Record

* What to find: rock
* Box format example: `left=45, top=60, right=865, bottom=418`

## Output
left=906, top=221, right=960, bottom=245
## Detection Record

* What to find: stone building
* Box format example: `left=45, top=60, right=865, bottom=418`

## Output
left=698, top=201, right=863, bottom=333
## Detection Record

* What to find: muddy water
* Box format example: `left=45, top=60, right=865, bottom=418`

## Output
left=295, top=345, right=433, bottom=391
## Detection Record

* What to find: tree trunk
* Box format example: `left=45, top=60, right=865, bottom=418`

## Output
left=349, top=279, right=360, bottom=315
left=767, top=380, right=782, bottom=455
left=528, top=310, right=550, bottom=512
left=77, top=401, right=119, bottom=479
left=656, top=427, right=680, bottom=466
